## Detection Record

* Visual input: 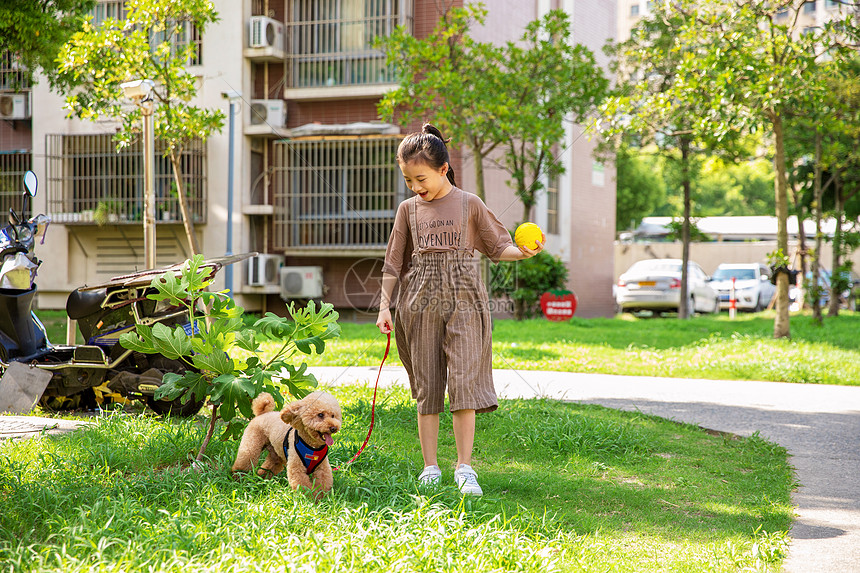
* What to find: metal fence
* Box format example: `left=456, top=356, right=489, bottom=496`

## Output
left=273, top=136, right=405, bottom=251
left=45, top=133, right=207, bottom=225
left=286, top=0, right=412, bottom=88
left=0, top=151, right=31, bottom=218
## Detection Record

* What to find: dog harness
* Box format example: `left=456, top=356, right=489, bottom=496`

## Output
left=284, top=427, right=328, bottom=474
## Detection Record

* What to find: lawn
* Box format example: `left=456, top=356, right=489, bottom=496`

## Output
left=294, top=311, right=860, bottom=386
left=10, top=309, right=823, bottom=571
left=0, top=384, right=793, bottom=572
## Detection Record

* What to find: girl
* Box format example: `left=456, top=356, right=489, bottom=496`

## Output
left=376, top=124, right=544, bottom=495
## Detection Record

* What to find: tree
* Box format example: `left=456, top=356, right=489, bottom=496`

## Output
left=671, top=0, right=856, bottom=337
left=614, top=143, right=666, bottom=231
left=602, top=3, right=741, bottom=319
left=377, top=3, right=504, bottom=201
left=57, top=0, right=224, bottom=256
left=379, top=5, right=607, bottom=223
left=0, top=0, right=95, bottom=87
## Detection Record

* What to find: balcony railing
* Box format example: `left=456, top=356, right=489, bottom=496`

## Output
left=286, top=0, right=412, bottom=88
left=273, top=136, right=405, bottom=251
left=45, top=133, right=207, bottom=225
left=0, top=151, right=31, bottom=218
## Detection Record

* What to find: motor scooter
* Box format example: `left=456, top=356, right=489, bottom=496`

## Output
left=0, top=170, right=249, bottom=416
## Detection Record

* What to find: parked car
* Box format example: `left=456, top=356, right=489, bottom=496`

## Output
left=790, top=269, right=860, bottom=310
left=616, top=258, right=720, bottom=316
left=709, top=263, right=776, bottom=312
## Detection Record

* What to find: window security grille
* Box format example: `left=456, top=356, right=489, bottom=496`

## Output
left=90, top=1, right=202, bottom=65
left=45, top=133, right=207, bottom=225
left=286, top=0, right=413, bottom=88
left=0, top=51, right=30, bottom=92
left=0, top=151, right=31, bottom=218
left=272, top=136, right=405, bottom=251
left=546, top=174, right=559, bottom=235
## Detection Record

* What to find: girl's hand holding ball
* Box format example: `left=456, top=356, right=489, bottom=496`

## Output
left=515, top=222, right=545, bottom=257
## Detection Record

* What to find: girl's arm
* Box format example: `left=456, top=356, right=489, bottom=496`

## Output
left=376, top=273, right=399, bottom=334
left=497, top=235, right=545, bottom=261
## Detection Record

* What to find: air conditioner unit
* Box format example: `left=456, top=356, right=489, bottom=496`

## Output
left=247, top=254, right=283, bottom=287
left=250, top=99, right=287, bottom=128
left=0, top=93, right=29, bottom=120
left=280, top=266, right=323, bottom=299
left=249, top=16, right=285, bottom=51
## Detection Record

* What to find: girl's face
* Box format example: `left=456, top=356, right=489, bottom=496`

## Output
left=398, top=159, right=452, bottom=202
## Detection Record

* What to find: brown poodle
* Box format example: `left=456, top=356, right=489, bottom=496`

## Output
left=231, top=391, right=342, bottom=499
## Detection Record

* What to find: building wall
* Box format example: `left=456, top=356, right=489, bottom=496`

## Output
left=17, top=0, right=618, bottom=322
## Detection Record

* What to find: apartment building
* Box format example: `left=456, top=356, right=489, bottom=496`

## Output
left=618, top=0, right=851, bottom=41
left=0, top=0, right=617, bottom=319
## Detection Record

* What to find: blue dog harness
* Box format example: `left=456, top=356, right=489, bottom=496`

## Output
left=284, top=427, right=328, bottom=474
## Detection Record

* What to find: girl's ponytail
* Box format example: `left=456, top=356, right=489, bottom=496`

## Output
left=396, top=123, right=457, bottom=187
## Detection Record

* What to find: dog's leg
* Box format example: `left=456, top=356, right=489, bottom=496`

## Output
left=232, top=427, right=264, bottom=474
left=257, top=443, right=285, bottom=477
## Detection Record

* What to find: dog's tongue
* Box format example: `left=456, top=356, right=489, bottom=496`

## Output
left=324, top=434, right=334, bottom=447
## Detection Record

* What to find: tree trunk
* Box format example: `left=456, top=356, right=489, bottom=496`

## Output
left=812, top=132, right=823, bottom=324
left=772, top=113, right=790, bottom=339
left=473, top=146, right=486, bottom=202
left=828, top=179, right=843, bottom=318
left=679, top=138, right=691, bottom=320
left=169, top=152, right=200, bottom=256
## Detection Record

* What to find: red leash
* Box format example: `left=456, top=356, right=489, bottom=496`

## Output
left=333, top=331, right=390, bottom=471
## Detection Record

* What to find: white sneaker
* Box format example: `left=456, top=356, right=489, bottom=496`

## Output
left=418, top=465, right=442, bottom=486
left=454, top=464, right=483, bottom=496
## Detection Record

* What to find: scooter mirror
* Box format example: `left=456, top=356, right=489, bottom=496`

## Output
left=23, top=171, right=37, bottom=197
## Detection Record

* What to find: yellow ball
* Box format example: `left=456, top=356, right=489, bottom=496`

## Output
left=515, top=222, right=543, bottom=250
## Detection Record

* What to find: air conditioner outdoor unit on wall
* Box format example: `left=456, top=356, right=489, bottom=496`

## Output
left=250, top=99, right=287, bottom=128
left=280, top=266, right=323, bottom=299
left=0, top=93, right=30, bottom=120
left=247, top=254, right=283, bottom=287
left=249, top=16, right=285, bottom=51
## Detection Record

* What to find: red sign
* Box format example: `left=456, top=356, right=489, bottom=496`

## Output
left=540, top=291, right=577, bottom=321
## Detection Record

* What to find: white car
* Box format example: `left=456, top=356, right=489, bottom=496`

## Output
left=616, top=259, right=720, bottom=316
left=709, top=263, right=776, bottom=312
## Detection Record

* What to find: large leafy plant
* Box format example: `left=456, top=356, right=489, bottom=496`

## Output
left=119, top=255, right=340, bottom=462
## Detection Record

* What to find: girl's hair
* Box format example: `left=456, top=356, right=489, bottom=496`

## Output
left=396, top=123, right=457, bottom=186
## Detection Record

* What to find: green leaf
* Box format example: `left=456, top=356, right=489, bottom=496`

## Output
left=154, top=371, right=206, bottom=402
left=192, top=351, right=234, bottom=376
left=150, top=322, right=193, bottom=360
left=119, top=324, right=157, bottom=354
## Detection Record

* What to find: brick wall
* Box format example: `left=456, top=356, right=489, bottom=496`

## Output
left=0, top=121, right=32, bottom=152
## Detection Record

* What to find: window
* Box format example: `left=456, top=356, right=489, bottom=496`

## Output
left=0, top=151, right=31, bottom=218
left=825, top=0, right=840, bottom=8
left=546, top=173, right=559, bottom=235
left=0, top=51, right=30, bottom=92
left=45, top=133, right=207, bottom=224
left=273, top=136, right=406, bottom=250
left=630, top=4, right=640, bottom=17
left=803, top=1, right=817, bottom=13
left=775, top=7, right=788, bottom=19
left=90, top=1, right=202, bottom=65
left=287, top=0, right=413, bottom=88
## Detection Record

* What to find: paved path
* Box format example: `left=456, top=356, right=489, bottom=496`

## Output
left=309, top=366, right=860, bottom=573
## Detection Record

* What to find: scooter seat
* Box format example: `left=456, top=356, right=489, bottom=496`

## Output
left=66, top=288, right=106, bottom=320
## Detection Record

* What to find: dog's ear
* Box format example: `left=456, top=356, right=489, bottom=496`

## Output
left=280, top=399, right=304, bottom=425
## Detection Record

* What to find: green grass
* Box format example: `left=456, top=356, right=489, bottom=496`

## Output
left=0, top=385, right=794, bottom=572
left=283, top=311, right=860, bottom=385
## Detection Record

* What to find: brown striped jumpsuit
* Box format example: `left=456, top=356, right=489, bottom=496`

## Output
left=393, top=190, right=499, bottom=415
